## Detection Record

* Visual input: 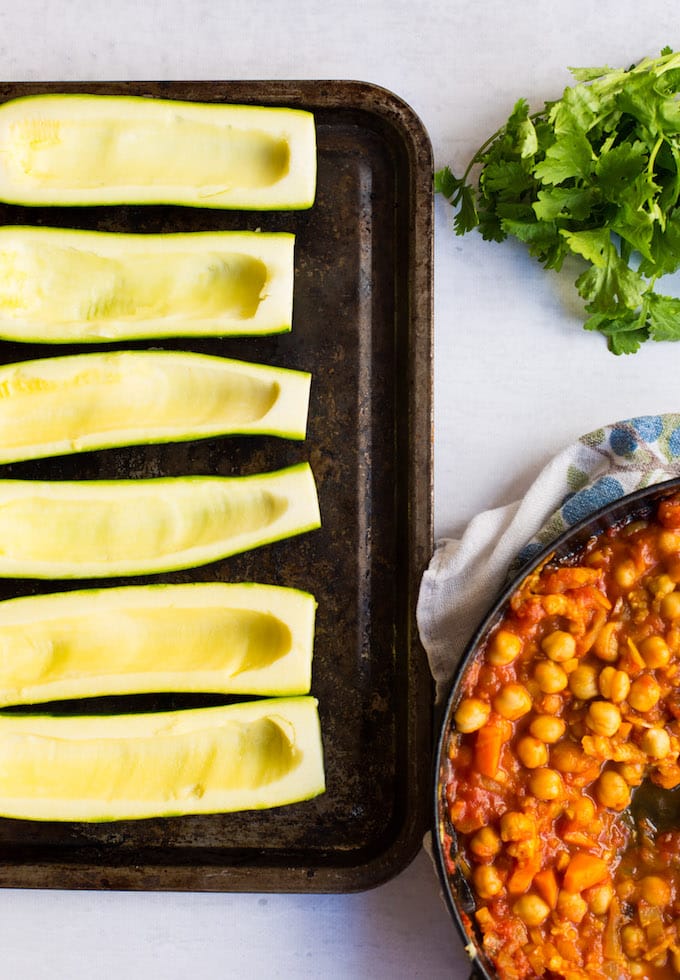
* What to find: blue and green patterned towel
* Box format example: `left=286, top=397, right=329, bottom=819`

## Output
left=417, top=414, right=680, bottom=700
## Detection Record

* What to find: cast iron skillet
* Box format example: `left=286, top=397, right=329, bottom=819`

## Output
left=432, top=476, right=680, bottom=980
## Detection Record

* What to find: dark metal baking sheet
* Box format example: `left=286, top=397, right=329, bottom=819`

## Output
left=0, top=79, right=434, bottom=892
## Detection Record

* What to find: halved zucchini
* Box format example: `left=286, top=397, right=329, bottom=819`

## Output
left=0, top=697, right=325, bottom=821
left=0, top=226, right=294, bottom=342
left=0, top=462, right=320, bottom=578
left=0, top=349, right=311, bottom=463
left=0, top=93, right=316, bottom=210
left=0, top=582, right=316, bottom=705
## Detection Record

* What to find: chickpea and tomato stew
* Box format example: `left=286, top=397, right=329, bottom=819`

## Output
left=440, top=493, right=680, bottom=980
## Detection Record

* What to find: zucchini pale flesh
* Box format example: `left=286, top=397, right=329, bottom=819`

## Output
left=0, top=462, right=320, bottom=578
left=0, top=583, right=316, bottom=705
left=0, top=349, right=311, bottom=463
left=0, top=93, right=317, bottom=210
left=0, top=226, right=294, bottom=343
left=0, top=697, right=325, bottom=821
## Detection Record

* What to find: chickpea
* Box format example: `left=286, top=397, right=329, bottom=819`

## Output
left=611, top=671, right=631, bottom=703
left=668, top=627, right=680, bottom=654
left=500, top=811, right=535, bottom=842
left=615, top=560, right=638, bottom=590
left=640, top=726, right=672, bottom=760
left=661, top=590, right=680, bottom=621
left=537, top=694, right=563, bottom=715
left=513, top=893, right=551, bottom=927
left=648, top=573, right=676, bottom=598
left=569, top=796, right=596, bottom=825
left=541, top=630, right=577, bottom=663
left=658, top=530, right=680, bottom=557
left=621, top=924, right=645, bottom=959
left=516, top=735, right=548, bottom=769
left=551, top=740, right=588, bottom=774
left=593, top=621, right=621, bottom=663
left=529, top=767, right=564, bottom=801
left=473, top=864, right=503, bottom=900
left=534, top=661, right=568, bottom=694
left=618, top=761, right=645, bottom=787
left=595, top=769, right=631, bottom=811
left=629, top=675, right=661, bottom=713
left=617, top=878, right=636, bottom=902
left=487, top=629, right=522, bottom=666
left=543, top=595, right=569, bottom=617
left=569, top=663, right=600, bottom=700
left=454, top=697, right=491, bottom=734
left=598, top=666, right=630, bottom=703
left=585, top=882, right=613, bottom=915
left=586, top=700, right=622, bottom=737
left=469, top=826, right=501, bottom=861
left=639, top=875, right=671, bottom=906
left=556, top=889, right=587, bottom=923
left=506, top=837, right=538, bottom=862
left=525, top=678, right=542, bottom=700
left=529, top=714, right=566, bottom=744
left=639, top=635, right=671, bottom=668
left=493, top=683, right=533, bottom=721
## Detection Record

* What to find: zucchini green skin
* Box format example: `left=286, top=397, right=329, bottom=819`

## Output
left=0, top=93, right=317, bottom=210
left=0, top=582, right=317, bottom=704
left=0, top=462, right=321, bottom=579
left=0, top=349, right=311, bottom=463
left=0, top=226, right=294, bottom=343
left=0, top=697, right=326, bottom=821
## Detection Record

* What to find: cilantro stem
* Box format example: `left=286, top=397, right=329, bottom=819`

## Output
left=648, top=135, right=664, bottom=181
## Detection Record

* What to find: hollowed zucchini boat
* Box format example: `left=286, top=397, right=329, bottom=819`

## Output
left=0, top=93, right=317, bottom=210
left=0, top=462, right=320, bottom=578
left=0, top=226, right=294, bottom=343
left=0, top=349, right=311, bottom=463
left=0, top=697, right=325, bottom=821
left=0, top=582, right=316, bottom=705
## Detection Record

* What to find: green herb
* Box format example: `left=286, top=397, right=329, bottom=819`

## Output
left=437, top=47, right=680, bottom=354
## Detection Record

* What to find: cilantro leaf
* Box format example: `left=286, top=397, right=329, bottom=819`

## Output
left=593, top=141, right=649, bottom=202
left=608, top=329, right=649, bottom=354
left=569, top=66, right=619, bottom=84
left=583, top=311, right=649, bottom=354
left=434, top=166, right=480, bottom=234
left=549, top=82, right=601, bottom=137
left=434, top=166, right=461, bottom=200
left=645, top=293, right=680, bottom=340
left=609, top=199, right=656, bottom=260
left=453, top=184, right=479, bottom=235
left=533, top=186, right=595, bottom=222
left=533, top=131, right=594, bottom=184
left=639, top=209, right=680, bottom=276
left=504, top=99, right=538, bottom=158
left=562, top=229, right=645, bottom=312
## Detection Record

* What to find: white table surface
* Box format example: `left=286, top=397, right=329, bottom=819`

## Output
left=2, top=1, right=680, bottom=976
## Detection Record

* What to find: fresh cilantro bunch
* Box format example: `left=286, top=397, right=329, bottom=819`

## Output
left=437, top=47, right=680, bottom=354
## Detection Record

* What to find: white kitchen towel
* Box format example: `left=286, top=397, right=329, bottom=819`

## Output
left=417, top=414, right=680, bottom=702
